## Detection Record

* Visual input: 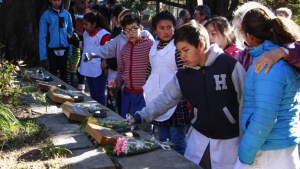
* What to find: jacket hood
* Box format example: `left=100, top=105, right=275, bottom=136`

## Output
left=205, top=44, right=224, bottom=66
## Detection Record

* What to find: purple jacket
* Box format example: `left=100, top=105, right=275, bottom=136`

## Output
left=283, top=41, right=300, bottom=69
left=236, top=41, right=300, bottom=71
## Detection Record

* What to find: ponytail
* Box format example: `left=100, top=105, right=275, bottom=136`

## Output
left=242, top=8, right=300, bottom=45
left=95, top=12, right=111, bottom=32
left=271, top=17, right=300, bottom=44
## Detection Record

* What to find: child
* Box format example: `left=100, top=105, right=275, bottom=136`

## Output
left=39, top=0, right=73, bottom=82
left=77, top=12, right=111, bottom=105
left=67, top=1, right=81, bottom=87
left=237, top=8, right=300, bottom=168
left=232, top=2, right=300, bottom=73
left=92, top=9, right=154, bottom=114
left=143, top=10, right=190, bottom=155
left=205, top=16, right=239, bottom=58
left=128, top=21, right=246, bottom=168
left=176, top=9, right=191, bottom=29
left=115, top=14, right=153, bottom=118
left=102, top=4, right=125, bottom=111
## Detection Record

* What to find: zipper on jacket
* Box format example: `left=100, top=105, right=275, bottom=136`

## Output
left=202, top=67, right=212, bottom=131
left=56, top=12, right=62, bottom=48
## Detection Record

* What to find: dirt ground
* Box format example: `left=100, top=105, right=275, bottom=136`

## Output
left=0, top=105, right=69, bottom=169
left=0, top=144, right=68, bottom=169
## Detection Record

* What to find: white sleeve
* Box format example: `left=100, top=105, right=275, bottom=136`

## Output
left=137, top=75, right=183, bottom=122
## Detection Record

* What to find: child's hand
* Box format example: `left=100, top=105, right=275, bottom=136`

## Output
left=101, top=60, right=108, bottom=69
left=254, top=48, right=286, bottom=74
left=126, top=114, right=136, bottom=125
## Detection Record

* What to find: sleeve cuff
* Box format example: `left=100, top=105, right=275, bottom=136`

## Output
left=133, top=112, right=143, bottom=124
left=280, top=47, right=289, bottom=55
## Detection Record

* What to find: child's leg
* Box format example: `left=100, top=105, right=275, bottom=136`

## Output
left=97, top=73, right=107, bottom=105
left=116, top=89, right=122, bottom=113
left=131, top=93, right=153, bottom=132
left=57, top=54, right=68, bottom=82
left=157, top=126, right=171, bottom=142
left=77, top=71, right=85, bottom=91
left=131, top=93, right=146, bottom=112
left=47, top=50, right=59, bottom=76
left=86, top=76, right=106, bottom=105
left=169, top=126, right=187, bottom=155
left=120, top=89, right=131, bottom=119
left=157, top=126, right=187, bottom=155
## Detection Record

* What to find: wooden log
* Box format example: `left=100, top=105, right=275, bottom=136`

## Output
left=61, top=102, right=92, bottom=123
left=47, top=86, right=75, bottom=104
left=85, top=119, right=121, bottom=146
left=35, top=80, right=52, bottom=91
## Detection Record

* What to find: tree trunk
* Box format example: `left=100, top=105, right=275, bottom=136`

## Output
left=0, top=0, right=70, bottom=66
left=204, top=0, right=239, bottom=19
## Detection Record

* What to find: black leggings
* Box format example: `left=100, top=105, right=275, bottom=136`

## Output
left=47, top=49, right=68, bottom=82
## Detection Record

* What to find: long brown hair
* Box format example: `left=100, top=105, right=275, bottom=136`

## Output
left=242, top=8, right=300, bottom=44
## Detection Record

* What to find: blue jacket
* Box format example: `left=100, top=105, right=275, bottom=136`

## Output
left=239, top=40, right=300, bottom=164
left=39, top=5, right=73, bottom=61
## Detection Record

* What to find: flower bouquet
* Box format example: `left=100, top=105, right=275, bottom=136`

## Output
left=96, top=118, right=128, bottom=130
left=102, top=136, right=173, bottom=156
left=112, top=137, right=161, bottom=156
left=107, top=80, right=116, bottom=89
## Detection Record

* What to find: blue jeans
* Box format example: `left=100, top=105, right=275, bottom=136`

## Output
left=120, top=89, right=145, bottom=118
left=157, top=125, right=187, bottom=155
left=86, top=73, right=107, bottom=105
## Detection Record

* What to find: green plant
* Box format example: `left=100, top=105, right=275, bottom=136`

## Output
left=0, top=58, right=48, bottom=106
left=20, top=84, right=48, bottom=106
left=40, top=144, right=72, bottom=159
left=0, top=103, right=43, bottom=149
left=0, top=60, right=23, bottom=105
left=0, top=104, right=21, bottom=141
left=119, top=0, right=147, bottom=13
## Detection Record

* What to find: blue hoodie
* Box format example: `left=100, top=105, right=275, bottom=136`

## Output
left=239, top=40, right=300, bottom=164
left=39, top=5, right=73, bottom=61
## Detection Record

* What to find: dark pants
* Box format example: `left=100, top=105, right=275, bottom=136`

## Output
left=157, top=125, right=187, bottom=155
left=76, top=54, right=85, bottom=85
left=86, top=73, right=107, bottom=105
left=120, top=89, right=145, bottom=119
left=47, top=49, right=68, bottom=82
left=116, top=89, right=122, bottom=113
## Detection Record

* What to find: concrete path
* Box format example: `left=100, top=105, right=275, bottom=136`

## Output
left=21, top=67, right=202, bottom=169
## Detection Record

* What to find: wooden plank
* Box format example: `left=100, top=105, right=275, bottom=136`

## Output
left=61, top=101, right=92, bottom=122
left=85, top=120, right=121, bottom=146
left=35, top=80, right=52, bottom=91
left=47, top=86, right=75, bottom=104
